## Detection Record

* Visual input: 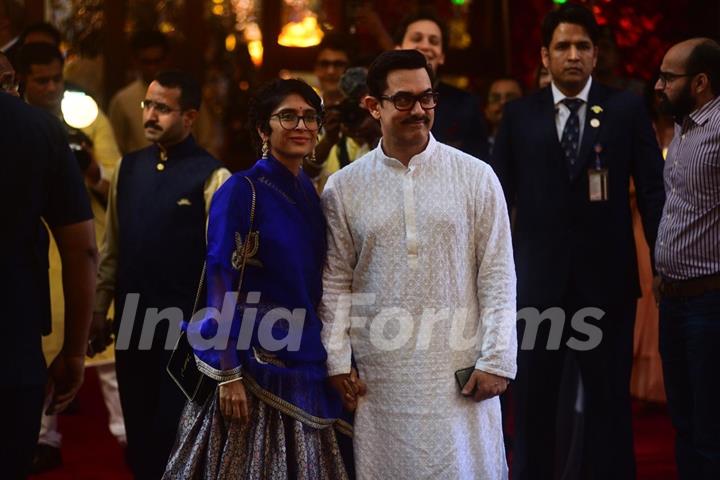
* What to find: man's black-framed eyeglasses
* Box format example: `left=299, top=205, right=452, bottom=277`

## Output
left=141, top=99, right=181, bottom=114
left=379, top=90, right=439, bottom=111
left=657, top=71, right=696, bottom=88
left=271, top=111, right=322, bottom=131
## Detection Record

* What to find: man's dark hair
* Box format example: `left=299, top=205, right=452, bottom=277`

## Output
left=541, top=3, right=599, bottom=48
left=16, top=42, right=64, bottom=75
left=686, top=38, right=720, bottom=96
left=366, top=49, right=433, bottom=99
left=130, top=30, right=170, bottom=55
left=248, top=78, right=323, bottom=154
left=316, top=32, right=355, bottom=62
left=393, top=9, right=448, bottom=54
left=19, top=22, right=62, bottom=46
left=487, top=77, right=524, bottom=100
left=153, top=70, right=201, bottom=111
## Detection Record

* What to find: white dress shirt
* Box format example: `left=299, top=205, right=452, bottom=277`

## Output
left=552, top=76, right=593, bottom=143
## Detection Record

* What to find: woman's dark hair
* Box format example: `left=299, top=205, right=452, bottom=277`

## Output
left=247, top=78, right=323, bottom=154
left=366, top=50, right=433, bottom=99
left=541, top=3, right=599, bottom=48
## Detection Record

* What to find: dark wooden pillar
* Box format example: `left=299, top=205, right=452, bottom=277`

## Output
left=260, top=0, right=283, bottom=80
left=501, top=0, right=511, bottom=75
left=23, top=0, right=44, bottom=23
left=183, top=0, right=206, bottom=81
left=103, top=0, right=128, bottom=104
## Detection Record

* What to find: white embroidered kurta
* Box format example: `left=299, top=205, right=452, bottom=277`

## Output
left=319, top=134, right=517, bottom=479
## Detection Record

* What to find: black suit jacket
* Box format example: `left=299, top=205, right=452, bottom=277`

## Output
left=1, top=94, right=93, bottom=386
left=491, top=81, right=665, bottom=308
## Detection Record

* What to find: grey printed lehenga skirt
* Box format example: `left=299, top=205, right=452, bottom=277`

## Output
left=162, top=382, right=349, bottom=480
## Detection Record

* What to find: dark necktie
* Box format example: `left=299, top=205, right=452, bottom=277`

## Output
left=560, top=98, right=583, bottom=175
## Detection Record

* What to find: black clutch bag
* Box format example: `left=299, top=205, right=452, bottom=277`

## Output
left=167, top=176, right=257, bottom=403
left=167, top=331, right=216, bottom=403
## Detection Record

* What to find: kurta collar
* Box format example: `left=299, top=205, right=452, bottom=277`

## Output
left=551, top=76, right=592, bottom=107
left=156, top=134, right=197, bottom=160
left=260, top=154, right=301, bottom=181
left=256, top=155, right=308, bottom=204
left=378, top=133, right=439, bottom=169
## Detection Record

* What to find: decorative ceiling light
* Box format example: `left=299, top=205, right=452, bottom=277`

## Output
left=225, top=32, right=237, bottom=51
left=229, top=0, right=264, bottom=66
left=243, top=21, right=263, bottom=66
left=277, top=0, right=323, bottom=48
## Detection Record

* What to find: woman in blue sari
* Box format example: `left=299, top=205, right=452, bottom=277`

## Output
left=164, top=79, right=351, bottom=479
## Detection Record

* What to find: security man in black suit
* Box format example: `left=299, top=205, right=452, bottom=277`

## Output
left=0, top=67, right=97, bottom=479
left=491, top=5, right=665, bottom=479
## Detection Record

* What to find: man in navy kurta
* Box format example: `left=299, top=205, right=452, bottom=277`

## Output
left=93, top=71, right=229, bottom=480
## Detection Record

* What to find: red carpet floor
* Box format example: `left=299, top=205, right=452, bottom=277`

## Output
left=29, top=369, right=131, bottom=480
left=30, top=369, right=677, bottom=480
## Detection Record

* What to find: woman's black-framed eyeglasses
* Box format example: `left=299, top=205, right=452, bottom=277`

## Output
left=271, top=111, right=322, bottom=131
left=379, top=91, right=439, bottom=111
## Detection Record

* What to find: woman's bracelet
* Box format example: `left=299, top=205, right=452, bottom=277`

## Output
left=218, top=377, right=243, bottom=387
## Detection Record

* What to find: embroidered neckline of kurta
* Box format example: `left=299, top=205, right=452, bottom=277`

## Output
left=378, top=134, right=438, bottom=169
left=257, top=176, right=296, bottom=204
left=376, top=134, right=439, bottom=268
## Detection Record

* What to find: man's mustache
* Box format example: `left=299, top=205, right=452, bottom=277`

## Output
left=144, top=121, right=162, bottom=130
left=402, top=115, right=430, bottom=124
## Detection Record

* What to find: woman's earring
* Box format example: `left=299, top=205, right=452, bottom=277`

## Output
left=309, top=149, right=317, bottom=165
left=261, top=139, right=269, bottom=159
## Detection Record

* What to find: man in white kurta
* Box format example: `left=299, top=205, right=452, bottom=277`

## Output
left=319, top=50, right=517, bottom=479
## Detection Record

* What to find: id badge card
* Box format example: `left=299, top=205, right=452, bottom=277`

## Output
left=588, top=168, right=608, bottom=202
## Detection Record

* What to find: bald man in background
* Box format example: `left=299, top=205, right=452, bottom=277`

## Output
left=654, top=38, right=720, bottom=480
